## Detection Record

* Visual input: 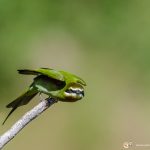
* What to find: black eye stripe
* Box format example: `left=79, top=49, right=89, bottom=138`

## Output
left=65, top=89, right=84, bottom=94
left=66, top=89, right=73, bottom=93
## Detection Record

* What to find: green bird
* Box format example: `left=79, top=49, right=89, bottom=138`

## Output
left=3, top=68, right=86, bottom=124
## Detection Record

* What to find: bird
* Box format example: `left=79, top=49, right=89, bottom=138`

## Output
left=3, top=68, right=86, bottom=124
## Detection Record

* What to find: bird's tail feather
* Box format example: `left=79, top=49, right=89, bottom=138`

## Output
left=3, top=88, right=38, bottom=125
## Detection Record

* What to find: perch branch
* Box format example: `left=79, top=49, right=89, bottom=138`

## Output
left=0, top=98, right=57, bottom=149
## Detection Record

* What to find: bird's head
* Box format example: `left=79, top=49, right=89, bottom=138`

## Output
left=63, top=83, right=85, bottom=102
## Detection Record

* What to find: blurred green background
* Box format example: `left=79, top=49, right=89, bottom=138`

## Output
left=1, top=0, right=150, bottom=150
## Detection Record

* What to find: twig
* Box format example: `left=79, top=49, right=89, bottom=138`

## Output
left=0, top=98, right=57, bottom=150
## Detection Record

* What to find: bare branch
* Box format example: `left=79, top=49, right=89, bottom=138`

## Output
left=0, top=98, right=57, bottom=149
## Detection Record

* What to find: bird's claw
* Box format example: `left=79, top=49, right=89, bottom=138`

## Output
left=46, top=97, right=58, bottom=105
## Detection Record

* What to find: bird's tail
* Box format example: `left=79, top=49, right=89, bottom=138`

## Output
left=3, top=87, right=38, bottom=125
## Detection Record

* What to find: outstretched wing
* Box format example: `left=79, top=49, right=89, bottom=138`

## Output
left=18, top=68, right=64, bottom=81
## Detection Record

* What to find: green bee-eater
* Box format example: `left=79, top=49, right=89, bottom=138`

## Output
left=3, top=68, right=86, bottom=124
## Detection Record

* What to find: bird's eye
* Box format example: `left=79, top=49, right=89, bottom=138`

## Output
left=65, top=89, right=73, bottom=93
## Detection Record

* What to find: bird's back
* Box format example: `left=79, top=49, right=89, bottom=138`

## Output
left=32, top=75, right=66, bottom=92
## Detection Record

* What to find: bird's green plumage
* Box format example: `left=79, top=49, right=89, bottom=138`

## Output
left=18, top=68, right=64, bottom=81
left=3, top=68, right=86, bottom=124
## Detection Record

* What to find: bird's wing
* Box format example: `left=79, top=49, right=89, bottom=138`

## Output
left=3, top=88, right=38, bottom=124
left=18, top=68, right=65, bottom=81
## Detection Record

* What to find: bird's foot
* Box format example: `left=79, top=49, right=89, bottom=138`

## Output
left=46, top=97, right=58, bottom=106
